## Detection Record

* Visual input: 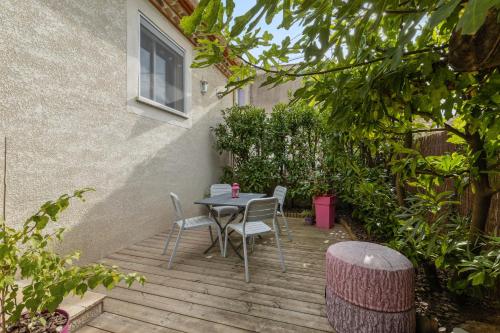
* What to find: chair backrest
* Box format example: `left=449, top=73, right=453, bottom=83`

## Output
left=169, top=192, right=185, bottom=223
left=243, top=197, right=278, bottom=229
left=210, top=183, right=232, bottom=197
left=273, top=185, right=287, bottom=208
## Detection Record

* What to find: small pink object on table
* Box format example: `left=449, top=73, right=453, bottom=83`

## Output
left=314, top=195, right=336, bottom=229
left=325, top=241, right=415, bottom=333
left=231, top=183, right=240, bottom=198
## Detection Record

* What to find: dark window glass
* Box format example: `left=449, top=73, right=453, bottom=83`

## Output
left=139, top=18, right=184, bottom=112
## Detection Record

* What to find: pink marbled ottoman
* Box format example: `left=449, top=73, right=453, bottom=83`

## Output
left=325, top=241, right=415, bottom=333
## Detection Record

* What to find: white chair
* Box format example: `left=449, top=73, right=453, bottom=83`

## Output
left=163, top=192, right=223, bottom=269
left=273, top=185, right=293, bottom=241
left=209, top=184, right=240, bottom=219
left=224, top=197, right=286, bottom=282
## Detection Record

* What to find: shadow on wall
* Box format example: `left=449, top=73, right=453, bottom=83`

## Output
left=58, top=106, right=226, bottom=264
left=1, top=0, right=230, bottom=264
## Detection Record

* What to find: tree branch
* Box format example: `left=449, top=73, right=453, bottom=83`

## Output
left=412, top=111, right=468, bottom=140
left=389, top=128, right=450, bottom=135
left=236, top=45, right=448, bottom=77
left=443, top=123, right=468, bottom=140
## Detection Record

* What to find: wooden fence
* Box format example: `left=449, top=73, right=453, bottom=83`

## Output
left=416, top=132, right=499, bottom=236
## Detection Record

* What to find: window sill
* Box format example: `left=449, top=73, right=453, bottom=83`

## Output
left=136, top=96, right=189, bottom=119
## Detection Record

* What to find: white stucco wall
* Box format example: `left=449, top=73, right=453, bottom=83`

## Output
left=249, top=70, right=302, bottom=113
left=0, top=0, right=232, bottom=262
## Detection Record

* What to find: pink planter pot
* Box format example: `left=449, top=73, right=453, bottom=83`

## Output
left=57, top=309, right=71, bottom=333
left=314, top=195, right=336, bottom=229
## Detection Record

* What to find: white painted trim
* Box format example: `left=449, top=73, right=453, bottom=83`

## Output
left=136, top=96, right=189, bottom=119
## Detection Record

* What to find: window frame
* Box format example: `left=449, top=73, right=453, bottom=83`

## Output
left=137, top=13, right=187, bottom=117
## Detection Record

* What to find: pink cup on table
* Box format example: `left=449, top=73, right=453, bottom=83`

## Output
left=231, top=183, right=240, bottom=198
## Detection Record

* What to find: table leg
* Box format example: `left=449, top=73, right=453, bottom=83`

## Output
left=204, top=209, right=244, bottom=260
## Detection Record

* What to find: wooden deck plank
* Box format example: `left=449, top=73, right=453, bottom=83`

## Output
left=113, top=249, right=326, bottom=282
left=111, top=266, right=326, bottom=316
left=103, top=288, right=331, bottom=332
left=106, top=253, right=325, bottom=294
left=140, top=237, right=330, bottom=262
left=100, top=257, right=325, bottom=304
left=127, top=244, right=326, bottom=274
left=85, top=312, right=182, bottom=333
left=79, top=218, right=350, bottom=332
left=107, top=282, right=332, bottom=331
left=139, top=238, right=329, bottom=268
left=104, top=298, right=250, bottom=333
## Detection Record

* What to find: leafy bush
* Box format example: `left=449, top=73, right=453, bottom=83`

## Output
left=335, top=161, right=399, bottom=239
left=450, top=237, right=500, bottom=296
left=213, top=103, right=329, bottom=202
left=389, top=178, right=500, bottom=297
left=0, top=189, right=145, bottom=332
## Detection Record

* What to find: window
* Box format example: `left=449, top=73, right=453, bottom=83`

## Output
left=237, top=89, right=245, bottom=105
left=139, top=16, right=185, bottom=113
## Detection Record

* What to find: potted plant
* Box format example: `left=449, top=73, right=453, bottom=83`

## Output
left=0, top=189, right=145, bottom=333
left=301, top=209, right=315, bottom=225
left=310, top=173, right=336, bottom=230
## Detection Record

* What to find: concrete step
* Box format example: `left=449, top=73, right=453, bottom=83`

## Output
left=62, top=291, right=105, bottom=331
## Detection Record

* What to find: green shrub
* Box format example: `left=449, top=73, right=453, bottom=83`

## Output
left=389, top=180, right=500, bottom=297
left=335, top=162, right=399, bottom=239
left=213, top=103, right=329, bottom=201
left=0, top=189, right=145, bottom=332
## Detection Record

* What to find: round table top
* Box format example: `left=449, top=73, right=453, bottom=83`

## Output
left=327, top=241, right=412, bottom=271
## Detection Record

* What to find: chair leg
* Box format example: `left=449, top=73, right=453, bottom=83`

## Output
left=216, top=225, right=223, bottom=256
left=281, top=212, right=293, bottom=241
left=273, top=221, right=286, bottom=272
left=250, top=235, right=256, bottom=252
left=223, top=227, right=229, bottom=257
left=242, top=234, right=250, bottom=282
left=167, top=227, right=184, bottom=269
left=275, top=217, right=282, bottom=234
left=162, top=222, right=177, bottom=255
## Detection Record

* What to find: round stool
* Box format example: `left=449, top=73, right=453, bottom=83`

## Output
left=325, top=241, right=415, bottom=333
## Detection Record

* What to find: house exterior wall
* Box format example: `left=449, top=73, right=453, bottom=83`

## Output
left=0, top=0, right=232, bottom=262
left=249, top=70, right=302, bottom=113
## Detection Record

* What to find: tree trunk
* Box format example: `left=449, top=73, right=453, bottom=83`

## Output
left=395, top=173, right=406, bottom=207
left=396, top=130, right=413, bottom=207
left=470, top=190, right=494, bottom=241
left=467, top=132, right=493, bottom=242
left=449, top=9, right=500, bottom=72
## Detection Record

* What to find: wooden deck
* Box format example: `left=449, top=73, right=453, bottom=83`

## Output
left=78, top=218, right=353, bottom=332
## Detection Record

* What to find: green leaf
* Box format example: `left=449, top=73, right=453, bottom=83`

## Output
left=230, top=4, right=262, bottom=37
left=35, top=216, right=49, bottom=230
left=180, top=0, right=211, bottom=35
left=435, top=256, right=445, bottom=268
left=456, top=0, right=499, bottom=35
left=205, top=0, right=221, bottom=31
left=470, top=270, right=485, bottom=286
left=428, top=0, right=461, bottom=29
